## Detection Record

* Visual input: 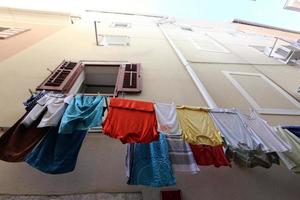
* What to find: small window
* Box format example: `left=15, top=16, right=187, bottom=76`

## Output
left=37, top=61, right=142, bottom=96
left=0, top=27, right=30, bottom=39
left=223, top=71, right=300, bottom=115
left=181, top=26, right=193, bottom=32
left=99, top=35, right=130, bottom=46
left=111, top=22, right=131, bottom=28
left=190, top=33, right=229, bottom=53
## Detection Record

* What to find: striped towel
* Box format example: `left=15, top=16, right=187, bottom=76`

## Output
left=166, top=134, right=200, bottom=174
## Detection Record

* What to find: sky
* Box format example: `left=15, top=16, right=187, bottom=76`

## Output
left=1, top=0, right=300, bottom=31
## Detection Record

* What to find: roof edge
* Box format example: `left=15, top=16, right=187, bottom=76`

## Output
left=0, top=6, right=71, bottom=16
left=232, top=18, right=300, bottom=35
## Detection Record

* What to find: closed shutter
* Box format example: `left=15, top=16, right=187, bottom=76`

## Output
left=117, top=63, right=142, bottom=93
left=0, top=28, right=30, bottom=39
left=36, top=60, right=84, bottom=93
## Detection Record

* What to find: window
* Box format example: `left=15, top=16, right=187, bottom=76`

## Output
left=37, top=61, right=142, bottom=96
left=0, top=27, right=30, bottom=39
left=111, top=22, right=131, bottom=28
left=99, top=35, right=130, bottom=46
left=223, top=71, right=300, bottom=115
left=180, top=26, right=193, bottom=32
left=190, top=33, right=230, bottom=53
left=0, top=27, right=9, bottom=32
left=284, top=0, right=300, bottom=12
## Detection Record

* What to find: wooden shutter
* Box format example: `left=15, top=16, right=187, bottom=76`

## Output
left=117, top=63, right=142, bottom=93
left=36, top=60, right=84, bottom=93
left=0, top=28, right=30, bottom=39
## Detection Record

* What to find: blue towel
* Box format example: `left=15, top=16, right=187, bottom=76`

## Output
left=59, top=95, right=104, bottom=134
left=282, top=126, right=300, bottom=138
left=26, top=126, right=86, bottom=174
left=128, top=134, right=176, bottom=187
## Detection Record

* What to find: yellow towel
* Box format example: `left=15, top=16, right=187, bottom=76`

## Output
left=176, top=106, right=223, bottom=146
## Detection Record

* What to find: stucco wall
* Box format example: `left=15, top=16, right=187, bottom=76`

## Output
left=0, top=11, right=300, bottom=200
left=0, top=21, right=66, bottom=62
left=0, top=18, right=205, bottom=127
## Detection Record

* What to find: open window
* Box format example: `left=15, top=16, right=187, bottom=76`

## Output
left=37, top=61, right=142, bottom=96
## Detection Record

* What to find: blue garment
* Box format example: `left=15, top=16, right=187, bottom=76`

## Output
left=127, top=134, right=176, bottom=187
left=26, top=126, right=86, bottom=174
left=282, top=126, right=300, bottom=138
left=59, top=95, right=104, bottom=134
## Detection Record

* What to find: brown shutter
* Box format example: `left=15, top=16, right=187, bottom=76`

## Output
left=117, top=63, right=142, bottom=93
left=0, top=28, right=30, bottom=39
left=36, top=60, right=84, bottom=93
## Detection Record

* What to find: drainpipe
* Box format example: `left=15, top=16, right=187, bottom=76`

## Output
left=158, top=23, right=217, bottom=108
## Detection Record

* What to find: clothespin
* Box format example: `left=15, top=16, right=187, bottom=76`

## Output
left=28, top=89, right=34, bottom=96
left=46, top=68, right=54, bottom=74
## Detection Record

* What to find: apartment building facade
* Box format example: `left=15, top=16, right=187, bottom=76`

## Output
left=0, top=7, right=300, bottom=200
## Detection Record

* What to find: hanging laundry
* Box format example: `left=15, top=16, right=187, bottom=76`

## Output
left=189, top=144, right=230, bottom=167
left=103, top=98, right=159, bottom=143
left=237, top=110, right=291, bottom=153
left=59, top=95, right=104, bottom=134
left=22, top=93, right=73, bottom=128
left=210, top=108, right=263, bottom=151
left=0, top=112, right=50, bottom=162
left=282, top=126, right=300, bottom=138
left=127, top=134, right=176, bottom=187
left=176, top=106, right=223, bottom=146
left=125, top=144, right=134, bottom=178
left=25, top=95, right=98, bottom=174
left=225, top=146, right=280, bottom=168
left=26, top=126, right=86, bottom=174
left=275, top=127, right=300, bottom=174
left=166, top=135, right=200, bottom=173
left=154, top=102, right=180, bottom=135
left=23, top=91, right=46, bottom=112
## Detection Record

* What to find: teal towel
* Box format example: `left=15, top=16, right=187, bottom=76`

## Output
left=128, top=134, right=176, bottom=187
left=59, top=95, right=104, bottom=134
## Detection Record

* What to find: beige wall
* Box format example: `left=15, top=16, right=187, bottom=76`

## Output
left=0, top=21, right=66, bottom=62
left=0, top=11, right=300, bottom=200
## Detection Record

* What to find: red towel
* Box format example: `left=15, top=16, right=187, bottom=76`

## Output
left=103, top=98, right=159, bottom=143
left=161, top=190, right=181, bottom=200
left=189, top=144, right=231, bottom=167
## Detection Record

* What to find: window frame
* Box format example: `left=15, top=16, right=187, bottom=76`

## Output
left=36, top=60, right=142, bottom=96
left=111, top=22, right=131, bottom=28
left=189, top=33, right=230, bottom=53
left=99, top=34, right=130, bottom=46
left=78, top=61, right=123, bottom=97
left=180, top=26, right=193, bottom=32
left=223, top=71, right=300, bottom=115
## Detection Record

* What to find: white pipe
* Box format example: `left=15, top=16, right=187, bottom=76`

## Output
left=158, top=23, right=217, bottom=108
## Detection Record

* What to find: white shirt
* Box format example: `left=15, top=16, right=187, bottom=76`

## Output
left=154, top=102, right=180, bottom=135
left=22, top=93, right=73, bottom=128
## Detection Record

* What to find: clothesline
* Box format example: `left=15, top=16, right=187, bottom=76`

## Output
left=0, top=91, right=300, bottom=188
